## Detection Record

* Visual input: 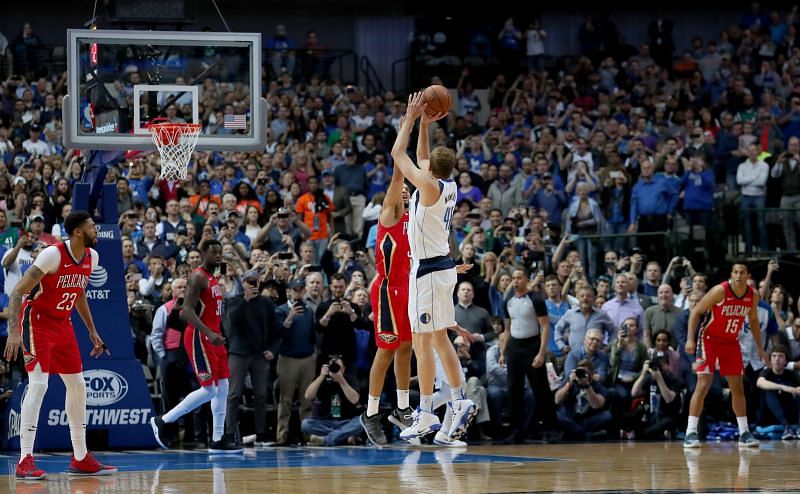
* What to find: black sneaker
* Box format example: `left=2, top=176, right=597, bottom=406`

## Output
left=150, top=415, right=173, bottom=449
left=360, top=411, right=387, bottom=446
left=254, top=433, right=274, bottom=447
left=387, top=407, right=414, bottom=430
left=209, top=434, right=244, bottom=454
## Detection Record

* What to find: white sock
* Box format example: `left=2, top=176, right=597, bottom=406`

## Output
left=737, top=416, right=749, bottom=435
left=432, top=384, right=450, bottom=410
left=450, top=384, right=465, bottom=402
left=687, top=416, right=700, bottom=434
left=211, top=379, right=228, bottom=442
left=420, top=395, right=433, bottom=414
left=163, top=385, right=216, bottom=424
left=61, top=373, right=88, bottom=461
left=397, top=389, right=409, bottom=410
left=19, top=368, right=48, bottom=463
left=440, top=403, right=454, bottom=434
left=367, top=395, right=380, bottom=416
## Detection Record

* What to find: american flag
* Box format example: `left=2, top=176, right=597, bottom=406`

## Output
left=224, top=114, right=247, bottom=129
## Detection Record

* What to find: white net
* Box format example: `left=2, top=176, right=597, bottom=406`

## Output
left=149, top=123, right=202, bottom=182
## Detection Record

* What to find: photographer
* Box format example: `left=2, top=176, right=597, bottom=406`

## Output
left=554, top=359, right=612, bottom=441
left=623, top=352, right=683, bottom=439
left=225, top=269, right=278, bottom=446
left=301, top=357, right=363, bottom=446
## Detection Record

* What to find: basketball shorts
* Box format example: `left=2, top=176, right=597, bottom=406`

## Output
left=370, top=276, right=411, bottom=350
left=184, top=326, right=230, bottom=387
left=408, top=256, right=456, bottom=334
left=695, top=336, right=743, bottom=376
left=19, top=301, right=82, bottom=374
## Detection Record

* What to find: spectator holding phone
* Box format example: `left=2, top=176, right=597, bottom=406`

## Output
left=224, top=269, right=278, bottom=447
left=255, top=207, right=311, bottom=256
left=275, top=278, right=317, bottom=446
left=295, top=175, right=332, bottom=264
left=1, top=225, right=35, bottom=294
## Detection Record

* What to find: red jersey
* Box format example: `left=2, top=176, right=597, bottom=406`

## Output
left=189, top=267, right=224, bottom=335
left=374, top=211, right=410, bottom=286
left=30, top=242, right=92, bottom=320
left=700, top=281, right=755, bottom=342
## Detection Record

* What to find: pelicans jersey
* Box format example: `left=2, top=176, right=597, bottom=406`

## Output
left=695, top=281, right=755, bottom=376
left=370, top=211, right=411, bottom=349
left=407, top=178, right=457, bottom=333
left=20, top=241, right=97, bottom=374
left=184, top=267, right=230, bottom=386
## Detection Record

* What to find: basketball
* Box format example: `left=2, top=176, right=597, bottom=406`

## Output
left=423, top=85, right=451, bottom=117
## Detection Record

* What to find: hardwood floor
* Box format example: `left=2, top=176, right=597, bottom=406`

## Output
left=4, top=441, right=800, bottom=493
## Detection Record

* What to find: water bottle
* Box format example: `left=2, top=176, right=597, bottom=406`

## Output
left=650, top=384, right=660, bottom=419
left=331, top=393, right=341, bottom=419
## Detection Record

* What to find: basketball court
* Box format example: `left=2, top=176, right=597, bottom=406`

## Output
left=3, top=442, right=800, bottom=493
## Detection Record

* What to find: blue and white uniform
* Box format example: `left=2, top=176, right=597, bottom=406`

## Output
left=408, top=178, right=457, bottom=333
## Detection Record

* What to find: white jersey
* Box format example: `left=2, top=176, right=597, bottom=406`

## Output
left=408, top=178, right=457, bottom=261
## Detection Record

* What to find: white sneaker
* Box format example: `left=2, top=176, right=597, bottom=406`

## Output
left=447, top=399, right=477, bottom=441
left=433, top=430, right=467, bottom=447
left=399, top=407, right=441, bottom=440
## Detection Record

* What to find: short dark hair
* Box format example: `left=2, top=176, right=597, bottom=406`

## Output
left=64, top=211, right=92, bottom=236
left=651, top=328, right=671, bottom=346
left=544, top=274, right=560, bottom=284
left=771, top=345, right=790, bottom=358
left=576, top=358, right=596, bottom=373
left=731, top=260, right=750, bottom=272
left=330, top=272, right=346, bottom=284
left=200, top=239, right=222, bottom=253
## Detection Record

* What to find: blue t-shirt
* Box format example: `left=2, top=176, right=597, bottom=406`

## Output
left=545, top=299, right=569, bottom=357
left=363, top=163, right=393, bottom=200
left=127, top=175, right=153, bottom=204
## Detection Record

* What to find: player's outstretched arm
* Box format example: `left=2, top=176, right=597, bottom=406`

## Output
left=75, top=291, right=110, bottom=357
left=181, top=271, right=225, bottom=345
left=3, top=266, right=46, bottom=361
left=686, top=285, right=724, bottom=355
left=391, top=92, right=438, bottom=203
left=416, top=107, right=447, bottom=168
left=381, top=160, right=406, bottom=226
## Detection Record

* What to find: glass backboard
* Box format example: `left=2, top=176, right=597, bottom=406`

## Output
left=64, top=29, right=266, bottom=151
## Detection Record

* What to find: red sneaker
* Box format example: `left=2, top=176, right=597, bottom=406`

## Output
left=69, top=452, right=117, bottom=476
left=16, top=454, right=47, bottom=480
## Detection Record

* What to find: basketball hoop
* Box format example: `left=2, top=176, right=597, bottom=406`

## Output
left=148, top=120, right=202, bottom=181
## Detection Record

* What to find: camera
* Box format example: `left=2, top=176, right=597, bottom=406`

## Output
left=327, top=355, right=342, bottom=374
left=575, top=368, right=588, bottom=380
left=649, top=351, right=666, bottom=370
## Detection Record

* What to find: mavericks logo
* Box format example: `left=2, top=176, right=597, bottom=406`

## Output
left=420, top=313, right=431, bottom=324
left=89, top=266, right=108, bottom=287
left=84, top=369, right=129, bottom=406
